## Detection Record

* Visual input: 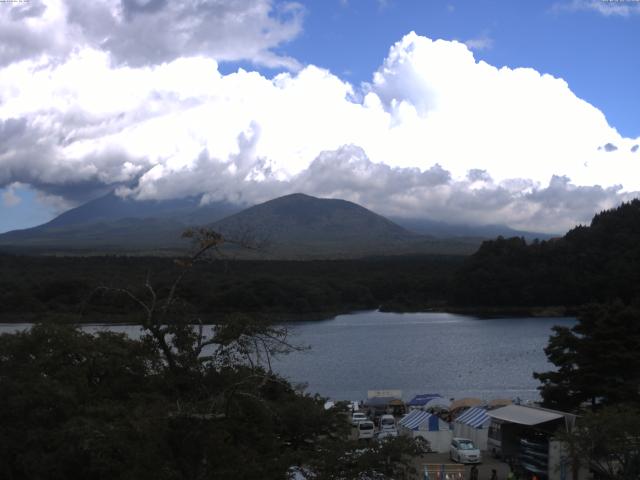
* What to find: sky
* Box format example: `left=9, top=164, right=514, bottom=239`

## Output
left=1, top=0, right=639, bottom=234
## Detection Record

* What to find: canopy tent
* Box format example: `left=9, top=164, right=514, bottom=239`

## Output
left=449, top=397, right=483, bottom=412
left=422, top=397, right=450, bottom=411
left=487, top=398, right=512, bottom=409
left=398, top=410, right=452, bottom=453
left=400, top=410, right=440, bottom=431
left=407, top=394, right=442, bottom=407
left=452, top=407, right=490, bottom=450
left=455, top=407, right=490, bottom=428
left=487, top=405, right=563, bottom=426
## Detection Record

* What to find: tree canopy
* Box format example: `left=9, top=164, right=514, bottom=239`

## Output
left=451, top=199, right=640, bottom=308
left=0, top=229, right=420, bottom=479
left=534, top=303, right=640, bottom=411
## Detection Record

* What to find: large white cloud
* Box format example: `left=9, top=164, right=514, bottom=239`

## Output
left=0, top=0, right=303, bottom=68
left=0, top=9, right=639, bottom=233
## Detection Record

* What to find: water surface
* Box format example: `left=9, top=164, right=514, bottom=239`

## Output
left=0, top=311, right=575, bottom=402
left=271, top=311, right=575, bottom=402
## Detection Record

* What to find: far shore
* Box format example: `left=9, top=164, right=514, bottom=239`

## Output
left=0, top=304, right=579, bottom=325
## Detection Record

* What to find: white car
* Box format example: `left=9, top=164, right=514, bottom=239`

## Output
left=358, top=420, right=375, bottom=439
left=450, top=437, right=481, bottom=464
left=351, top=412, right=368, bottom=426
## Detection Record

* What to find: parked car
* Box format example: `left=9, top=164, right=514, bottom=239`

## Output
left=379, top=414, right=396, bottom=431
left=351, top=412, right=368, bottom=426
left=358, top=420, right=375, bottom=439
left=450, top=437, right=481, bottom=464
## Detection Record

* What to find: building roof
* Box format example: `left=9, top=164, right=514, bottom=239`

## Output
left=454, top=407, right=490, bottom=429
left=487, top=404, right=563, bottom=426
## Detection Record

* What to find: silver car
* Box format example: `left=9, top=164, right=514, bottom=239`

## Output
left=449, top=437, right=481, bottom=464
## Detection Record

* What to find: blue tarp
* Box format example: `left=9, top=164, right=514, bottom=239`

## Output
left=407, top=393, right=442, bottom=407
left=399, top=410, right=440, bottom=431
left=454, top=407, right=490, bottom=429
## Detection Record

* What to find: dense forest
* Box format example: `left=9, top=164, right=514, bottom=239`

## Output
left=451, top=199, right=640, bottom=308
left=3, top=200, right=640, bottom=322
left=0, top=253, right=464, bottom=322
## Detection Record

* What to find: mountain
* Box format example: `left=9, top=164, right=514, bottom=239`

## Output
left=0, top=192, right=241, bottom=252
left=40, top=191, right=241, bottom=228
left=390, top=217, right=555, bottom=241
left=0, top=192, right=483, bottom=257
left=210, top=193, right=436, bottom=257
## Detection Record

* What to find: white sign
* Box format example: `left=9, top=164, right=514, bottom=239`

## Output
left=367, top=389, right=402, bottom=399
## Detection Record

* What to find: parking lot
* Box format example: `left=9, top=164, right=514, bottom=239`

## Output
left=351, top=425, right=511, bottom=479
left=413, top=451, right=511, bottom=479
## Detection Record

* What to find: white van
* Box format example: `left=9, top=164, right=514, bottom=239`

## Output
left=358, top=420, right=375, bottom=439
left=379, top=414, right=396, bottom=431
left=351, top=412, right=368, bottom=426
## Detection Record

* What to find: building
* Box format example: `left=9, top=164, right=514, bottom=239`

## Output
left=487, top=404, right=587, bottom=480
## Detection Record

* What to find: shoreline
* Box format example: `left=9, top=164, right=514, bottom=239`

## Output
left=0, top=304, right=579, bottom=325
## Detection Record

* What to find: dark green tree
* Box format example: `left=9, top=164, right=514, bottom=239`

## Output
left=559, top=405, right=640, bottom=480
left=534, top=303, right=640, bottom=411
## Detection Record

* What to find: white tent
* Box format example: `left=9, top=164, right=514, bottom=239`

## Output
left=452, top=407, right=490, bottom=450
left=398, top=410, right=452, bottom=453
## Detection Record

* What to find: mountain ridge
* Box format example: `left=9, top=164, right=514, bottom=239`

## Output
left=0, top=191, right=549, bottom=257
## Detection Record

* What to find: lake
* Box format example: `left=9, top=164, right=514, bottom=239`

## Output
left=271, top=311, right=575, bottom=403
left=0, top=311, right=575, bottom=403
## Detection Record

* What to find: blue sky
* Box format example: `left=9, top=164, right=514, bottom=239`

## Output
left=1, top=0, right=639, bottom=234
left=280, top=0, right=639, bottom=137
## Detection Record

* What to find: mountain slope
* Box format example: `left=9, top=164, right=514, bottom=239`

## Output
left=391, top=217, right=555, bottom=241
left=208, top=193, right=418, bottom=257
left=0, top=192, right=500, bottom=257
left=213, top=193, right=413, bottom=241
left=0, top=192, right=241, bottom=251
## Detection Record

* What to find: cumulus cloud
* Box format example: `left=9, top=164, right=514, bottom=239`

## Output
left=464, top=34, right=494, bottom=51
left=121, top=144, right=638, bottom=234
left=288, top=146, right=637, bottom=234
left=1, top=27, right=639, bottom=233
left=0, top=0, right=303, bottom=68
left=632, top=145, right=639, bottom=153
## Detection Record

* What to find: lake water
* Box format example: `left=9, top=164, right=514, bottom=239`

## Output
left=271, top=311, right=576, bottom=403
left=0, top=311, right=575, bottom=403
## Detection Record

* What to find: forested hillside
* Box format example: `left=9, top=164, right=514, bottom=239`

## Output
left=451, top=199, right=640, bottom=307
left=0, top=254, right=463, bottom=321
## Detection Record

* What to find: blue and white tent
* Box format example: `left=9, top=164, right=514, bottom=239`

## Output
left=407, top=394, right=442, bottom=408
left=455, top=407, right=490, bottom=428
left=398, top=410, right=452, bottom=453
left=407, top=394, right=451, bottom=413
left=453, top=407, right=490, bottom=450
left=399, top=410, right=440, bottom=431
